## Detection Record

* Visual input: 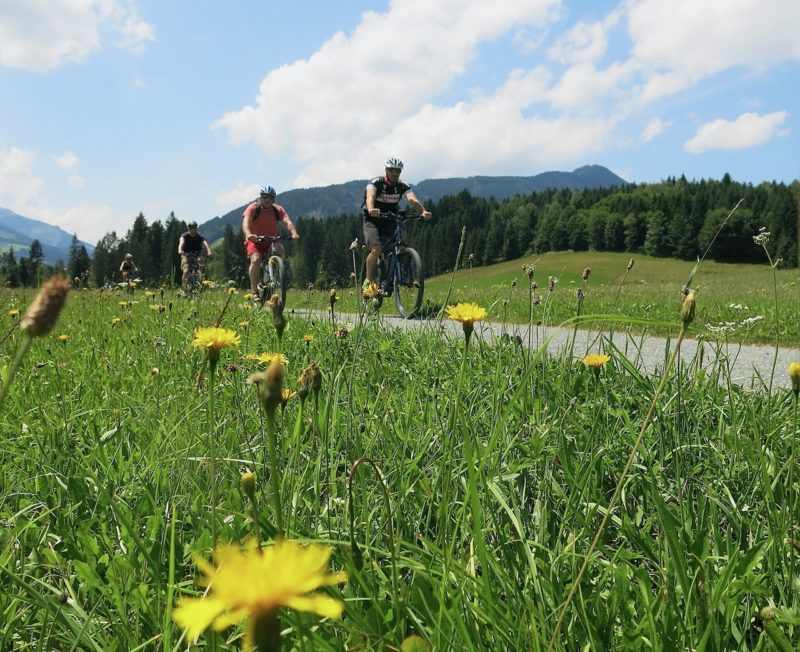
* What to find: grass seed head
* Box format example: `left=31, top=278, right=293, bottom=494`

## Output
left=20, top=276, right=70, bottom=337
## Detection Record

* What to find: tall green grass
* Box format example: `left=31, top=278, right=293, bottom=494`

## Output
left=0, top=281, right=798, bottom=650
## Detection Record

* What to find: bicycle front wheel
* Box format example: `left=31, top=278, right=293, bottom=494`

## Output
left=393, top=248, right=424, bottom=318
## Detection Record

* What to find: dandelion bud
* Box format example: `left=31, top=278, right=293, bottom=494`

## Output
left=308, top=362, right=322, bottom=398
left=582, top=267, right=591, bottom=281
left=297, top=367, right=311, bottom=402
left=680, top=290, right=696, bottom=326
left=349, top=238, right=359, bottom=252
left=252, top=359, right=284, bottom=417
left=329, top=288, right=338, bottom=306
left=627, top=257, right=635, bottom=271
left=20, top=276, right=70, bottom=337
left=789, top=362, right=800, bottom=396
left=240, top=472, right=257, bottom=500
left=511, top=279, right=517, bottom=287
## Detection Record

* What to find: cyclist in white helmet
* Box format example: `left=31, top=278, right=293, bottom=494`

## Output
left=119, top=252, right=139, bottom=282
left=362, top=157, right=431, bottom=295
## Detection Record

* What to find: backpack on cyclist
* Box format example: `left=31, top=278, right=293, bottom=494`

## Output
left=252, top=203, right=281, bottom=222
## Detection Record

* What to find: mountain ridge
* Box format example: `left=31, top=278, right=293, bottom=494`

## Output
left=200, top=164, right=628, bottom=243
left=0, top=208, right=96, bottom=264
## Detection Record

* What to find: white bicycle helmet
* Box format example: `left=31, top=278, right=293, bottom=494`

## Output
left=384, top=157, right=404, bottom=170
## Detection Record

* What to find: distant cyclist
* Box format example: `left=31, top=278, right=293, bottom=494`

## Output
left=119, top=253, right=139, bottom=282
left=362, top=157, right=431, bottom=295
left=242, top=185, right=300, bottom=296
left=178, top=220, right=213, bottom=289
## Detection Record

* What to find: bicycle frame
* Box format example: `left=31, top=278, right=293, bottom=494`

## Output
left=372, top=211, right=425, bottom=318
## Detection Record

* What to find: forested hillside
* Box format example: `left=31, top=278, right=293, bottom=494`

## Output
left=283, top=175, right=799, bottom=287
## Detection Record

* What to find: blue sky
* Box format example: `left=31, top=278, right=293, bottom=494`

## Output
left=0, top=0, right=798, bottom=244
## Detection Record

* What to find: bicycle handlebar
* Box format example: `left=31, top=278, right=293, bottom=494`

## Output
left=252, top=234, right=292, bottom=243
left=374, top=210, right=424, bottom=222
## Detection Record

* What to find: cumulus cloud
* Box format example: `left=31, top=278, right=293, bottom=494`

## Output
left=641, top=117, right=666, bottom=142
left=0, top=147, right=44, bottom=212
left=50, top=203, right=114, bottom=243
left=53, top=151, right=86, bottom=187
left=547, top=11, right=620, bottom=65
left=684, top=111, right=789, bottom=153
left=0, top=0, right=154, bottom=72
left=215, top=0, right=562, bottom=184
left=216, top=182, right=261, bottom=207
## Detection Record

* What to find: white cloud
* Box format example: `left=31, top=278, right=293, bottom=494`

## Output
left=216, top=182, right=260, bottom=207
left=628, top=0, right=800, bottom=77
left=53, top=151, right=85, bottom=187
left=547, top=11, right=620, bottom=65
left=214, top=0, right=562, bottom=181
left=49, top=203, right=113, bottom=243
left=684, top=111, right=789, bottom=153
left=0, top=0, right=154, bottom=72
left=641, top=117, right=666, bottom=142
left=0, top=147, right=44, bottom=213
left=54, top=151, right=79, bottom=170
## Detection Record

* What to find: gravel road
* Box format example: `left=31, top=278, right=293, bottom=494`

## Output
left=291, top=308, right=799, bottom=392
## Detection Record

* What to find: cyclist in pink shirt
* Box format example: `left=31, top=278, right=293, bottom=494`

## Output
left=242, top=185, right=300, bottom=295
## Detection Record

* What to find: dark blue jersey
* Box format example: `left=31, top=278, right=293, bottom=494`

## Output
left=181, top=231, right=206, bottom=254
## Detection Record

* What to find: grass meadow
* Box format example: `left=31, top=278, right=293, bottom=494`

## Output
left=1, top=250, right=799, bottom=650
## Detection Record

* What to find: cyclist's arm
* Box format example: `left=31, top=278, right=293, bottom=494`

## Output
left=405, top=190, right=432, bottom=220
left=178, top=235, right=186, bottom=256
left=242, top=205, right=257, bottom=242
left=203, top=239, right=213, bottom=256
left=365, top=185, right=380, bottom=218
left=281, top=213, right=300, bottom=240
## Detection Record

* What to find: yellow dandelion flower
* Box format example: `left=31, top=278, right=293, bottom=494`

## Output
left=148, top=304, right=161, bottom=311
left=239, top=319, right=249, bottom=329
left=58, top=334, right=70, bottom=343
left=192, top=327, right=241, bottom=367
left=144, top=291, right=155, bottom=298
left=280, top=387, right=295, bottom=408
left=249, top=352, right=289, bottom=366
left=243, top=292, right=254, bottom=301
left=202, top=279, right=214, bottom=287
left=242, top=302, right=253, bottom=310
left=118, top=301, right=130, bottom=307
left=789, top=361, right=800, bottom=396
left=445, top=302, right=487, bottom=325
left=582, top=353, right=610, bottom=370
left=172, top=539, right=347, bottom=649
left=303, top=335, right=313, bottom=344
left=228, top=287, right=237, bottom=295
left=111, top=317, right=121, bottom=325
left=362, top=282, right=380, bottom=299
left=8, top=308, right=19, bottom=317
left=445, top=302, right=487, bottom=345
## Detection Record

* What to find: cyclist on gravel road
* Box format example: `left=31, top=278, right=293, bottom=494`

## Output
left=178, top=220, right=214, bottom=289
left=362, top=157, right=431, bottom=296
left=242, top=185, right=300, bottom=296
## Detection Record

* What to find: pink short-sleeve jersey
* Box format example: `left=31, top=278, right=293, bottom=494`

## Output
left=243, top=202, right=288, bottom=237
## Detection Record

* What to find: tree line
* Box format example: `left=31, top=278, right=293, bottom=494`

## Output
left=1, top=175, right=797, bottom=289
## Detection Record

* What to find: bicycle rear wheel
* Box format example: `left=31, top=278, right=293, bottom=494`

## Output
left=393, top=248, right=424, bottom=318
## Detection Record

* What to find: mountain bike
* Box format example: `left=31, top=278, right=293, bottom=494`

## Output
left=184, top=254, right=204, bottom=292
left=366, top=211, right=424, bottom=318
left=253, top=235, right=289, bottom=308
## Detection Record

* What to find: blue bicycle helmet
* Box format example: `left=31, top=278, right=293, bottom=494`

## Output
left=259, top=185, right=277, bottom=197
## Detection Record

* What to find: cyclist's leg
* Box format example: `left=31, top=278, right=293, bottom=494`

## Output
left=362, top=220, right=383, bottom=284
left=248, top=251, right=263, bottom=295
left=180, top=256, right=190, bottom=288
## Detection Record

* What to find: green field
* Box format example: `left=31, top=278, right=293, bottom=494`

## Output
left=292, top=250, right=800, bottom=347
left=1, top=277, right=799, bottom=650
